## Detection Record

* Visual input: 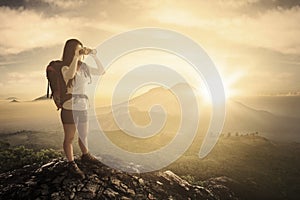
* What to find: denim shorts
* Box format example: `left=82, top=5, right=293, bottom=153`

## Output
left=60, top=109, right=88, bottom=124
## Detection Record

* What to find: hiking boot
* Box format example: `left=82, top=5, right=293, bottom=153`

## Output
left=68, top=161, right=85, bottom=179
left=81, top=152, right=101, bottom=165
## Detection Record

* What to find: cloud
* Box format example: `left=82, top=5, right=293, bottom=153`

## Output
left=217, top=0, right=260, bottom=8
left=0, top=0, right=85, bottom=11
left=0, top=61, right=24, bottom=66
left=0, top=7, right=81, bottom=54
left=39, top=0, right=85, bottom=9
left=0, top=6, right=126, bottom=55
left=219, top=6, right=300, bottom=54
left=6, top=71, right=43, bottom=84
left=148, top=2, right=300, bottom=54
left=0, top=70, right=47, bottom=99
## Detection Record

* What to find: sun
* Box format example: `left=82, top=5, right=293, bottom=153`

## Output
left=222, top=70, right=245, bottom=99
left=195, top=70, right=244, bottom=103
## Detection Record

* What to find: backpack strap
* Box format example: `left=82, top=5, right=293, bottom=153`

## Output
left=47, top=81, right=50, bottom=98
left=46, top=65, right=58, bottom=98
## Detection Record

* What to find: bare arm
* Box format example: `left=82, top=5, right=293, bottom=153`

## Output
left=90, top=51, right=105, bottom=75
left=61, top=46, right=81, bottom=80
left=62, top=57, right=79, bottom=79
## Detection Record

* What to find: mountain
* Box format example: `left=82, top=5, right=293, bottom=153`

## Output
left=33, top=95, right=49, bottom=101
left=9, top=99, right=19, bottom=103
left=224, top=100, right=300, bottom=141
left=235, top=96, right=300, bottom=119
left=0, top=157, right=239, bottom=200
left=96, top=84, right=300, bottom=142
left=95, top=83, right=204, bottom=131
left=128, top=82, right=203, bottom=115
left=129, top=86, right=180, bottom=113
left=127, top=85, right=300, bottom=141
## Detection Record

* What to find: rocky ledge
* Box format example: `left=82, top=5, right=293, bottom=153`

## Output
left=0, top=157, right=239, bottom=200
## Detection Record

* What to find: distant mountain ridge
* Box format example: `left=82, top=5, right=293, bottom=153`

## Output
left=224, top=99, right=300, bottom=141
left=33, top=95, right=49, bottom=101
left=97, top=84, right=300, bottom=142
left=230, top=100, right=277, bottom=116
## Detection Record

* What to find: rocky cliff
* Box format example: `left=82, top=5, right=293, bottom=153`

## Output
left=0, top=157, right=239, bottom=200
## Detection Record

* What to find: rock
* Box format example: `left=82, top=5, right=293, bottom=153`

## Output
left=76, top=183, right=84, bottom=192
left=202, top=176, right=240, bottom=200
left=82, top=182, right=98, bottom=194
left=127, top=188, right=136, bottom=196
left=52, top=175, right=64, bottom=184
left=50, top=192, right=60, bottom=200
left=120, top=182, right=128, bottom=190
left=0, top=157, right=240, bottom=199
left=148, top=192, right=156, bottom=199
left=103, top=188, right=119, bottom=198
left=40, top=189, right=49, bottom=196
left=156, top=180, right=163, bottom=185
left=121, top=196, right=131, bottom=200
left=111, top=177, right=121, bottom=187
left=138, top=178, right=145, bottom=185
left=25, top=179, right=37, bottom=186
left=69, top=191, right=75, bottom=199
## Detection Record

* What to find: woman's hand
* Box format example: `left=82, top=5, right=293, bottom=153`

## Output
left=90, top=49, right=97, bottom=58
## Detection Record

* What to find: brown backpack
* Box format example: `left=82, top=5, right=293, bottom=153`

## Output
left=46, top=60, right=71, bottom=110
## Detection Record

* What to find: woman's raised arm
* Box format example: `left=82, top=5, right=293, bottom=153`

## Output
left=89, top=51, right=105, bottom=75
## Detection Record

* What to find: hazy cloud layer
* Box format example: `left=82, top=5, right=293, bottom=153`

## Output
left=0, top=0, right=300, bottom=99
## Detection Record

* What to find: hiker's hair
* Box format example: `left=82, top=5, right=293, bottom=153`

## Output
left=62, top=39, right=83, bottom=66
left=62, top=39, right=91, bottom=87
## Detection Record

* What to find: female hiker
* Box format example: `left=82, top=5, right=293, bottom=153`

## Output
left=56, top=39, right=105, bottom=178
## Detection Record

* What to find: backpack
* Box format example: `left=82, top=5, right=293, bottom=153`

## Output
left=46, top=60, right=71, bottom=110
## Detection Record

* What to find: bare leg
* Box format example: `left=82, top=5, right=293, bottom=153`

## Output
left=62, top=124, right=76, bottom=161
left=77, top=121, right=100, bottom=164
left=77, top=122, right=89, bottom=155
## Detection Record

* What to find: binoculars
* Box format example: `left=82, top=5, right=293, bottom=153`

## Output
left=79, top=47, right=97, bottom=55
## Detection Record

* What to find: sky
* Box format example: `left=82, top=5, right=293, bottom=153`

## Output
left=0, top=0, right=300, bottom=101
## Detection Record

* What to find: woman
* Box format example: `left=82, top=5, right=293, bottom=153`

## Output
left=58, top=39, right=105, bottom=179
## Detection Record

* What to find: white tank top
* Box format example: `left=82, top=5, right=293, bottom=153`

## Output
left=61, top=65, right=90, bottom=111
